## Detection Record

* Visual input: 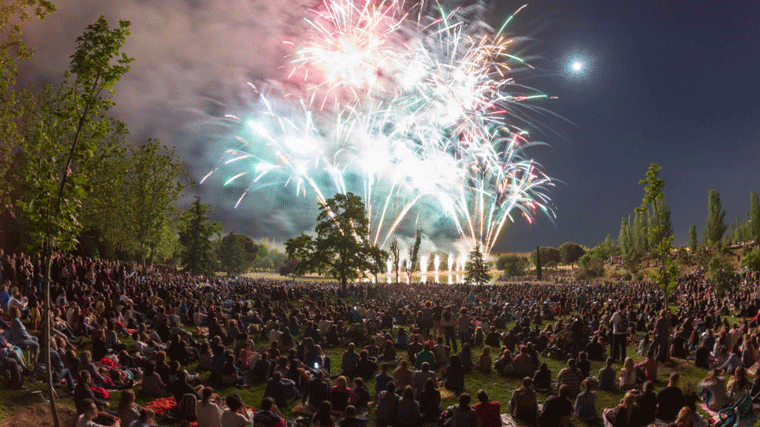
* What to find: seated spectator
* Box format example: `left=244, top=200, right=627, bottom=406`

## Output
left=418, top=378, right=441, bottom=422
left=537, top=384, right=573, bottom=427
left=656, top=373, right=685, bottom=422
left=341, top=343, right=360, bottom=378
left=494, top=349, right=515, bottom=377
left=557, top=358, right=583, bottom=397
left=573, top=379, right=597, bottom=424
left=392, top=360, right=413, bottom=391
left=221, top=395, right=250, bottom=427
left=576, top=352, right=590, bottom=379
left=140, top=361, right=167, bottom=398
left=330, top=375, right=353, bottom=414
left=196, top=387, right=222, bottom=427
left=618, top=357, right=637, bottom=390
left=415, top=342, right=435, bottom=371
left=396, top=386, right=421, bottom=427
left=532, top=362, right=552, bottom=393
left=475, top=346, right=492, bottom=374
left=374, top=363, right=393, bottom=400
left=509, top=377, right=537, bottom=423
left=375, top=381, right=400, bottom=427
left=312, top=401, right=335, bottom=427
left=77, top=401, right=120, bottom=427
left=264, top=371, right=298, bottom=409
left=669, top=407, right=694, bottom=427
left=8, top=307, right=38, bottom=364
left=443, top=354, right=464, bottom=394
left=74, top=371, right=110, bottom=415
left=412, top=362, right=437, bottom=394
left=473, top=390, right=500, bottom=427
left=349, top=377, right=370, bottom=414
left=512, top=346, right=534, bottom=379
left=340, top=405, right=363, bottom=427
left=445, top=393, right=476, bottom=427
left=636, top=381, right=657, bottom=426
left=355, top=350, right=377, bottom=382
left=727, top=366, right=752, bottom=401
left=170, top=370, right=201, bottom=404
left=719, top=345, right=743, bottom=374
left=117, top=390, right=141, bottom=427
left=634, top=350, right=658, bottom=383
left=611, top=392, right=640, bottom=427
left=458, top=343, right=474, bottom=374
left=598, top=357, right=617, bottom=392
left=253, top=397, right=287, bottom=427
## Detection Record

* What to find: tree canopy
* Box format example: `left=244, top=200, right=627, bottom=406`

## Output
left=285, top=192, right=386, bottom=294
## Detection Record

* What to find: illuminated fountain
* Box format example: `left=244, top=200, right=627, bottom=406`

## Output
left=420, top=254, right=428, bottom=283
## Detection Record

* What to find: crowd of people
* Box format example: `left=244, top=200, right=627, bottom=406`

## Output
left=1, top=249, right=760, bottom=427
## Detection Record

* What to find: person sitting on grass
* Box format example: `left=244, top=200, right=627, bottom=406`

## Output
left=443, top=354, right=464, bottom=394
left=473, top=389, right=500, bottom=427
left=376, top=381, right=400, bottom=427
left=445, top=392, right=476, bottom=427
left=537, top=384, right=573, bottom=427
left=532, top=362, right=552, bottom=393
left=573, top=379, right=597, bottom=425
left=312, top=401, right=335, bottom=427
left=598, top=357, right=617, bottom=391
left=75, top=371, right=110, bottom=415
left=253, top=397, right=288, bottom=427
left=221, top=394, right=250, bottom=427
left=509, top=377, right=538, bottom=423
left=418, top=378, right=441, bottom=423
left=196, top=387, right=223, bottom=427
left=475, top=346, right=492, bottom=374
left=77, top=400, right=120, bottom=427
left=396, top=385, right=421, bottom=427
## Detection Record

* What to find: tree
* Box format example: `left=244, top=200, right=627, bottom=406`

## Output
left=279, top=258, right=301, bottom=277
left=689, top=224, right=698, bottom=252
left=121, top=140, right=188, bottom=263
left=465, top=243, right=491, bottom=285
left=590, top=236, right=620, bottom=260
left=178, top=198, right=222, bottom=275
left=708, top=253, right=738, bottom=297
left=559, top=242, right=586, bottom=266
left=741, top=247, right=760, bottom=273
left=496, top=254, right=528, bottom=277
left=12, top=17, right=132, bottom=427
left=389, top=239, right=401, bottom=284
left=703, top=189, right=727, bottom=247
left=285, top=192, right=379, bottom=294
left=530, top=246, right=560, bottom=266
left=0, top=1, right=56, bottom=204
left=218, top=231, right=258, bottom=275
left=407, top=229, right=423, bottom=277
left=578, top=253, right=605, bottom=277
left=638, top=163, right=677, bottom=302
left=619, top=217, right=632, bottom=257
left=750, top=191, right=760, bottom=245
left=535, top=246, right=542, bottom=281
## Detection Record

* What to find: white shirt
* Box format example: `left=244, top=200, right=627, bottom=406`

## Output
left=197, top=402, right=223, bottom=427
left=221, top=410, right=250, bottom=427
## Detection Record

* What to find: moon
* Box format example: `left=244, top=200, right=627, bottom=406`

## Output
left=571, top=61, right=584, bottom=73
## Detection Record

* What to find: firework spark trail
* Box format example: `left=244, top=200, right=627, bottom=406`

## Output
left=206, top=0, right=556, bottom=252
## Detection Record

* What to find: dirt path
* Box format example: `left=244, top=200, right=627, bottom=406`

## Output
left=1, top=404, right=77, bottom=427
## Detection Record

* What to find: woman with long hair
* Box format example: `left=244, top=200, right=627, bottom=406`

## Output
left=197, top=387, right=222, bottom=427
left=419, top=378, right=441, bottom=422
left=612, top=392, right=639, bottom=427
left=443, top=354, right=465, bottom=394
left=727, top=366, right=752, bottom=400
left=392, top=360, right=413, bottom=391
left=312, top=401, right=334, bottom=427
left=618, top=357, right=636, bottom=390
left=117, top=389, right=140, bottom=427
left=475, top=346, right=492, bottom=374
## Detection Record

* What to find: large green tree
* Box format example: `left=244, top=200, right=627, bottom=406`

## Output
left=122, top=140, right=188, bottom=263
left=465, top=243, right=491, bottom=286
left=703, top=189, right=727, bottom=247
left=708, top=253, right=738, bottom=297
left=218, top=231, right=258, bottom=275
left=741, top=247, right=760, bottom=273
left=407, top=229, right=423, bottom=277
left=496, top=254, right=528, bottom=277
left=689, top=224, right=698, bottom=253
left=559, top=242, right=586, bottom=266
left=285, top=192, right=380, bottom=294
left=0, top=1, right=56, bottom=204
left=13, top=16, right=132, bottom=427
left=530, top=246, right=560, bottom=266
left=178, top=198, right=222, bottom=275
left=638, top=163, right=678, bottom=302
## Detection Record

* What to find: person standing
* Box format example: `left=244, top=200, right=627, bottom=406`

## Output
left=653, top=309, right=671, bottom=363
left=609, top=303, right=628, bottom=363
left=441, top=307, right=458, bottom=353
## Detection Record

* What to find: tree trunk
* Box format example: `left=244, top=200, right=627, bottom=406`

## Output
left=43, top=245, right=60, bottom=427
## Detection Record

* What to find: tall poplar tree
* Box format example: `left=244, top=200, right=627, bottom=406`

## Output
left=703, top=189, right=727, bottom=247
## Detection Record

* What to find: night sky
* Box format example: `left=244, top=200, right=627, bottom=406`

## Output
left=20, top=0, right=760, bottom=254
